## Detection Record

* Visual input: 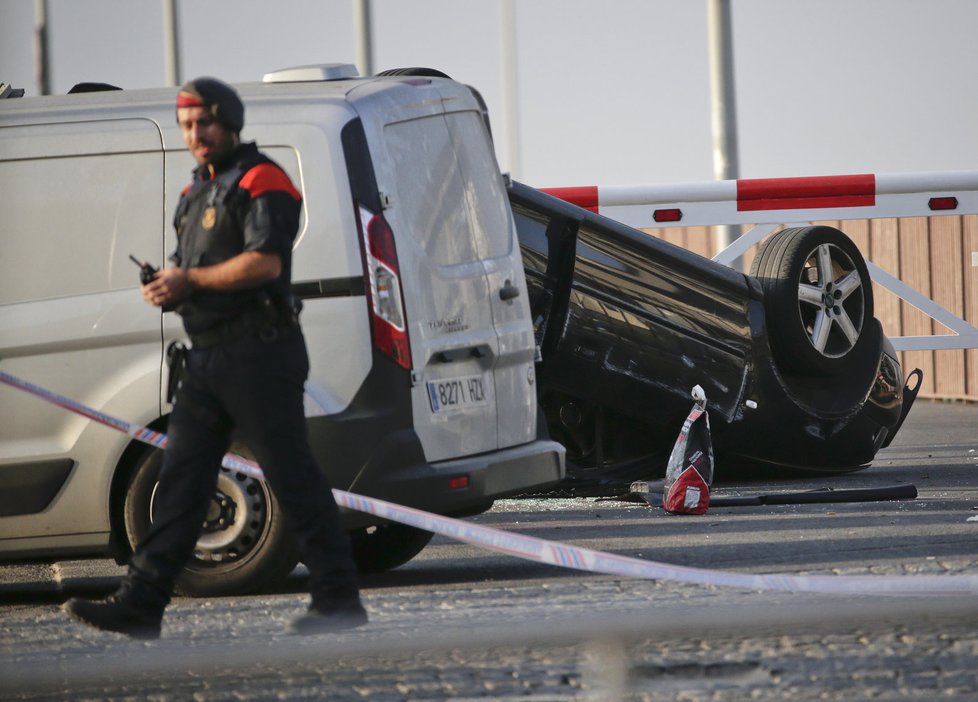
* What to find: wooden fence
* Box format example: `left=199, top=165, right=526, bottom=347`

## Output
left=645, top=214, right=978, bottom=401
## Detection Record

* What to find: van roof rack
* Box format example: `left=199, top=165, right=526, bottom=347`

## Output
left=1, top=83, right=26, bottom=99
left=262, top=64, right=359, bottom=84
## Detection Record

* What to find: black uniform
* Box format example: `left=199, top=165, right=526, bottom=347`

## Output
left=127, top=142, right=358, bottom=610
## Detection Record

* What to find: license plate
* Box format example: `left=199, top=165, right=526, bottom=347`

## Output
left=427, top=374, right=489, bottom=413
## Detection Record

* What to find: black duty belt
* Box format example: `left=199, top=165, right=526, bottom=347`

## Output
left=188, top=315, right=297, bottom=350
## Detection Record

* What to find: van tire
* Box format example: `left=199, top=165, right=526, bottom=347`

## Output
left=349, top=523, right=433, bottom=573
left=750, top=226, right=874, bottom=376
left=123, top=446, right=299, bottom=596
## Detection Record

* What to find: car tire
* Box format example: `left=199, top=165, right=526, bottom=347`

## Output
left=375, top=67, right=493, bottom=142
left=375, top=67, right=451, bottom=78
left=123, top=445, right=300, bottom=597
left=349, top=523, right=433, bottom=573
left=751, top=225, right=874, bottom=376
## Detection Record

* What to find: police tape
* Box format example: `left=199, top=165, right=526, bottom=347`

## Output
left=2, top=368, right=977, bottom=596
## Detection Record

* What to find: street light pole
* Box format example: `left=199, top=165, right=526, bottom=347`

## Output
left=500, top=0, right=521, bottom=179
left=34, top=0, right=50, bottom=95
left=163, top=0, right=181, bottom=86
left=707, top=0, right=741, bottom=267
left=354, top=0, right=373, bottom=76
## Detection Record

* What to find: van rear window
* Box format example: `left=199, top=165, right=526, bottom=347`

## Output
left=383, top=111, right=511, bottom=266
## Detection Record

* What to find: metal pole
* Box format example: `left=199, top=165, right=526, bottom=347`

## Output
left=33, top=0, right=50, bottom=95
left=353, top=0, right=373, bottom=76
left=707, top=0, right=740, bottom=267
left=500, top=0, right=521, bottom=179
left=163, top=0, right=181, bottom=86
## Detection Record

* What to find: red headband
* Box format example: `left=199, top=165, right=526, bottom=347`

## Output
left=176, top=92, right=204, bottom=108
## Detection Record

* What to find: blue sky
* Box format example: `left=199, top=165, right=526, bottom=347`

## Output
left=2, top=0, right=977, bottom=188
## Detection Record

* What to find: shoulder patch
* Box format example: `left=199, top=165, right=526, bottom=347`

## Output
left=238, top=163, right=301, bottom=201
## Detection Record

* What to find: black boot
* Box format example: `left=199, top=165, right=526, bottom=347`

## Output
left=64, top=581, right=165, bottom=639
left=289, top=591, right=368, bottom=635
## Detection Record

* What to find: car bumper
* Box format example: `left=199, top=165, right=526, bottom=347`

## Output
left=337, top=439, right=566, bottom=528
left=716, top=345, right=908, bottom=470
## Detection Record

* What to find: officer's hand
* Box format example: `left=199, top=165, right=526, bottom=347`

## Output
left=142, top=267, right=193, bottom=308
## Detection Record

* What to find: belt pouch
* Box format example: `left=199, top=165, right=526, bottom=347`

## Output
left=166, top=341, right=189, bottom=404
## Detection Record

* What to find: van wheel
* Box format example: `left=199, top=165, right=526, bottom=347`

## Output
left=750, top=226, right=874, bottom=376
left=123, top=445, right=299, bottom=596
left=349, top=523, right=433, bottom=573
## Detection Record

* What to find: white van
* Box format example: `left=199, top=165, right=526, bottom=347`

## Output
left=0, top=65, right=564, bottom=594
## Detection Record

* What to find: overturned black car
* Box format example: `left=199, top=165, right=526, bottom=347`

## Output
left=509, top=181, right=920, bottom=490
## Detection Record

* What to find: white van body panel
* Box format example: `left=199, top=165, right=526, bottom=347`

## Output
left=0, top=118, right=164, bottom=543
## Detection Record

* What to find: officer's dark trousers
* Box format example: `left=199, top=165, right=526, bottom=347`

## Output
left=128, top=327, right=358, bottom=609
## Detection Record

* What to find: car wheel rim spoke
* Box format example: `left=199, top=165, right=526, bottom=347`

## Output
left=810, top=310, right=833, bottom=352
left=835, top=270, right=862, bottom=301
left=834, top=309, right=861, bottom=346
left=798, top=283, right=823, bottom=307
left=816, top=244, right=834, bottom=284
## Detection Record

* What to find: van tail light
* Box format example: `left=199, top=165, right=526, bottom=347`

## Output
left=358, top=205, right=412, bottom=370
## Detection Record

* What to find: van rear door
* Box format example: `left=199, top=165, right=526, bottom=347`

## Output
left=377, top=108, right=535, bottom=462
left=443, top=111, right=537, bottom=451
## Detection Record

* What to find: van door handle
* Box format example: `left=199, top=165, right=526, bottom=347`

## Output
left=499, top=282, right=520, bottom=301
left=434, top=344, right=491, bottom=363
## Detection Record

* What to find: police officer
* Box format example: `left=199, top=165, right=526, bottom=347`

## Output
left=66, top=77, right=366, bottom=638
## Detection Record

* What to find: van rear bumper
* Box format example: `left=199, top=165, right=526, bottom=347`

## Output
left=338, top=439, right=566, bottom=529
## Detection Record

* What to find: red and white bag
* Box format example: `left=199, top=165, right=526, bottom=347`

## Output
left=662, top=385, right=714, bottom=515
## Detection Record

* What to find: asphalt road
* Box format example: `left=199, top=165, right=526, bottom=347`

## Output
left=1, top=399, right=977, bottom=701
